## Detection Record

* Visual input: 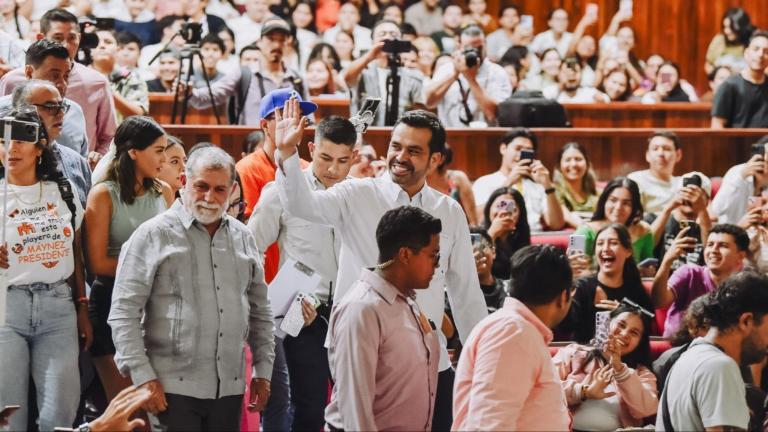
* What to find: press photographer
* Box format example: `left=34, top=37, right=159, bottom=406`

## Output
left=424, top=23, right=511, bottom=127
left=342, top=19, right=426, bottom=126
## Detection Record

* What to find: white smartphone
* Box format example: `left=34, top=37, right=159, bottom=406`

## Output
left=280, top=293, right=308, bottom=337
left=620, top=0, right=633, bottom=13
left=586, top=3, right=598, bottom=17
left=568, top=234, right=587, bottom=255
left=520, top=15, right=533, bottom=30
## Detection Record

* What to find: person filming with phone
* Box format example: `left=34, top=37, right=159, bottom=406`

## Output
left=552, top=303, right=659, bottom=431
left=711, top=137, right=768, bottom=224
left=424, top=23, right=511, bottom=127
left=480, top=187, right=531, bottom=280
left=652, top=224, right=748, bottom=338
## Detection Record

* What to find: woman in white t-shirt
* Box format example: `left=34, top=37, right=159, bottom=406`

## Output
left=0, top=108, right=89, bottom=431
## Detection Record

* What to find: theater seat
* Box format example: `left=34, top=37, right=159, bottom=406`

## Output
left=532, top=229, right=575, bottom=250
left=650, top=339, right=672, bottom=360
left=642, top=279, right=670, bottom=336
left=710, top=176, right=722, bottom=199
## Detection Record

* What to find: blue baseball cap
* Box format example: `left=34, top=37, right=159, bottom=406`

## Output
left=259, top=88, right=318, bottom=120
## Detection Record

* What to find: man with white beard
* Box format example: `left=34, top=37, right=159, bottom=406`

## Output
left=109, top=146, right=276, bottom=431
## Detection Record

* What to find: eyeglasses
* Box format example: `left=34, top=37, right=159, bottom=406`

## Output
left=33, top=102, right=70, bottom=115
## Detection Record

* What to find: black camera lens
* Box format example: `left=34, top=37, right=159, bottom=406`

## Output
left=463, top=48, right=480, bottom=68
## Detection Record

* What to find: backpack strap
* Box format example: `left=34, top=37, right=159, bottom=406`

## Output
left=53, top=175, right=77, bottom=233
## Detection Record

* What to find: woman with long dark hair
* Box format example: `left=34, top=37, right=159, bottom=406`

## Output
left=553, top=304, right=658, bottom=430
left=706, top=7, right=755, bottom=74
left=85, top=116, right=174, bottom=406
left=562, top=223, right=654, bottom=343
left=0, top=108, right=90, bottom=430
left=574, top=177, right=655, bottom=262
left=641, top=61, right=694, bottom=103
left=482, top=187, right=531, bottom=279
left=552, top=142, right=599, bottom=227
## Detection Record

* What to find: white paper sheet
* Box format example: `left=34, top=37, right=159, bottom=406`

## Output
left=268, top=258, right=321, bottom=318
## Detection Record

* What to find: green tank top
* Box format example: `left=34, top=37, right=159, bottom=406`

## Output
left=104, top=180, right=167, bottom=256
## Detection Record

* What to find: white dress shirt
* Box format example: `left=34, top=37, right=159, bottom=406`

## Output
left=530, top=29, right=573, bottom=57
left=249, top=168, right=341, bottom=303
left=323, top=25, right=372, bottom=58
left=276, top=152, right=487, bottom=370
left=472, top=171, right=549, bottom=232
left=430, top=59, right=512, bottom=128
left=710, top=163, right=753, bottom=224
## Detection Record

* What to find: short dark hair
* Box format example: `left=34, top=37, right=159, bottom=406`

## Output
left=239, top=43, right=260, bottom=57
left=648, top=130, right=681, bottom=150
left=372, top=19, right=401, bottom=35
left=703, top=272, right=768, bottom=330
left=200, top=33, right=225, bottom=53
left=500, top=4, right=520, bottom=16
left=707, top=65, right=732, bottom=82
left=592, top=177, right=644, bottom=226
left=315, top=116, right=356, bottom=148
left=749, top=30, right=768, bottom=45
left=155, top=14, right=184, bottom=34
left=218, top=25, right=235, bottom=54
left=40, top=9, right=78, bottom=35
left=393, top=110, right=446, bottom=155
left=242, top=131, right=264, bottom=155
left=509, top=245, right=572, bottom=305
left=376, top=206, right=442, bottom=263
left=708, top=224, right=750, bottom=252
left=115, top=31, right=142, bottom=47
left=546, top=7, right=567, bottom=20
left=25, top=39, right=69, bottom=68
left=501, top=127, right=538, bottom=151
left=400, top=22, right=417, bottom=37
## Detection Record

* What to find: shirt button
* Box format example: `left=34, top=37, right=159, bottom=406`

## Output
left=214, top=264, right=218, bottom=269
left=219, top=332, right=223, bottom=337
left=220, top=308, right=223, bottom=313
left=217, top=356, right=221, bottom=360
left=217, top=286, right=220, bottom=291
left=179, top=377, right=184, bottom=381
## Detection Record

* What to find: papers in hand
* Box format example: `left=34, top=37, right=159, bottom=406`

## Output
left=268, top=258, right=321, bottom=319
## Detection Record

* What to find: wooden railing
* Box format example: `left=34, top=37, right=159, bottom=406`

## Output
left=161, top=126, right=768, bottom=181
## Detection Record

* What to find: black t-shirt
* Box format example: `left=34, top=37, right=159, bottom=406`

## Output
left=712, top=74, right=768, bottom=128
left=654, top=215, right=705, bottom=271
left=556, top=276, right=654, bottom=344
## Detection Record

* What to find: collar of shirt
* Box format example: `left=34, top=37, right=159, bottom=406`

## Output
left=171, top=199, right=230, bottom=231
left=380, top=174, right=430, bottom=207
left=359, top=268, right=407, bottom=305
left=305, top=166, right=326, bottom=190
left=503, top=297, right=553, bottom=344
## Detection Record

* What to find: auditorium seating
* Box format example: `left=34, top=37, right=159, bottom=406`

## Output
left=162, top=125, right=768, bottom=182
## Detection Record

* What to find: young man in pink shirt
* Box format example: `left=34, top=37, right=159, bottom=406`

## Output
left=453, top=244, right=573, bottom=430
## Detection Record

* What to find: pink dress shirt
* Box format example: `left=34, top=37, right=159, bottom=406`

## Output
left=0, top=62, right=116, bottom=154
left=453, top=297, right=571, bottom=431
left=324, top=269, right=440, bottom=431
left=552, top=344, right=658, bottom=428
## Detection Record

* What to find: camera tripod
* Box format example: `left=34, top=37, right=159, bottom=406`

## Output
left=171, top=43, right=221, bottom=125
left=384, top=52, right=402, bottom=126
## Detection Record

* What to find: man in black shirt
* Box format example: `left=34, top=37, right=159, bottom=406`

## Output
left=145, top=49, right=180, bottom=93
left=712, top=31, right=768, bottom=128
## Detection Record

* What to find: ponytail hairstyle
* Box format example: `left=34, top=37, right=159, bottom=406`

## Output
left=106, top=116, right=165, bottom=204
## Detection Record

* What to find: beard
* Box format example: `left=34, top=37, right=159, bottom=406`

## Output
left=183, top=193, right=226, bottom=225
left=741, top=331, right=768, bottom=366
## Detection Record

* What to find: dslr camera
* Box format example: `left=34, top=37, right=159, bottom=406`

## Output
left=462, top=48, right=481, bottom=68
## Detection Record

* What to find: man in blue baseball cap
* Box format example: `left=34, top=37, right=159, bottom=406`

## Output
left=235, top=87, right=316, bottom=431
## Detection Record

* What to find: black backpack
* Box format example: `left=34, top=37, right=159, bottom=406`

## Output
left=496, top=90, right=570, bottom=127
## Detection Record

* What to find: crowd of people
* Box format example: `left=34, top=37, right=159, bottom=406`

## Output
left=0, top=1, right=767, bottom=432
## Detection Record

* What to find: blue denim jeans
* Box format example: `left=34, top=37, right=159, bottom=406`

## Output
left=0, top=280, right=80, bottom=431
left=261, top=336, right=292, bottom=431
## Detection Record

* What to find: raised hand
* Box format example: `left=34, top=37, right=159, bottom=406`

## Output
left=274, top=98, right=308, bottom=161
left=585, top=364, right=616, bottom=400
left=663, top=227, right=696, bottom=264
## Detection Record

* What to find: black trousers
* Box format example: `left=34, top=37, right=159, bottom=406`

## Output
left=283, top=316, right=331, bottom=431
left=153, top=393, right=242, bottom=432
left=431, top=368, right=455, bottom=431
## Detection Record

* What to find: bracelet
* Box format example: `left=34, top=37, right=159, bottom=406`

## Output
left=75, top=296, right=88, bottom=304
left=544, top=187, right=556, bottom=194
left=581, top=384, right=589, bottom=401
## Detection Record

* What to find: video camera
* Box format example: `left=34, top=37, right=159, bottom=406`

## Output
left=382, top=39, right=412, bottom=54
left=179, top=21, right=203, bottom=45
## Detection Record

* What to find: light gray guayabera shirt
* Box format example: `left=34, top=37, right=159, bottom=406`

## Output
left=108, top=200, right=276, bottom=399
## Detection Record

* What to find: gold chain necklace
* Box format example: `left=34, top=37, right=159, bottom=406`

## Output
left=6, top=180, right=43, bottom=206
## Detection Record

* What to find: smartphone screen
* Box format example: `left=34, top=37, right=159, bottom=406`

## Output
left=519, top=149, right=535, bottom=161
left=586, top=3, right=598, bottom=17
left=520, top=15, right=533, bottom=30
left=620, top=0, right=633, bottom=13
